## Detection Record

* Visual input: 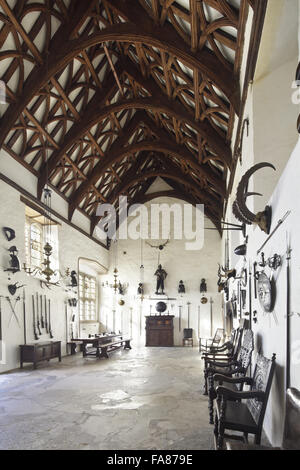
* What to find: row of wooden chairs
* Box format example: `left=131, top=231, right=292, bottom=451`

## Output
left=200, top=326, right=277, bottom=450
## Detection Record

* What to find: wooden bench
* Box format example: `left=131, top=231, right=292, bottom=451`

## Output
left=67, top=340, right=83, bottom=355
left=85, top=337, right=132, bottom=359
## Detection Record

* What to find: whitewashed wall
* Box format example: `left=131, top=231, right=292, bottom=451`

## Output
left=99, top=196, right=223, bottom=347
left=0, top=171, right=108, bottom=373
left=222, top=0, right=300, bottom=447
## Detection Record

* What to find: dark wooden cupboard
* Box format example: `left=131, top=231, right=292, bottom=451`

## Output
left=145, top=315, right=174, bottom=347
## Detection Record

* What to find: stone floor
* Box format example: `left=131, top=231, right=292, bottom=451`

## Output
left=0, top=347, right=268, bottom=450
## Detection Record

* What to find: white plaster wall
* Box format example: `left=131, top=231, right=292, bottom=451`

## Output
left=0, top=170, right=108, bottom=373
left=232, top=139, right=300, bottom=447
left=222, top=0, right=300, bottom=446
left=99, top=197, right=223, bottom=348
left=253, top=57, right=299, bottom=209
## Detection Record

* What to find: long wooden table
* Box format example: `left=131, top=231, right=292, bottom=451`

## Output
left=71, top=334, right=131, bottom=358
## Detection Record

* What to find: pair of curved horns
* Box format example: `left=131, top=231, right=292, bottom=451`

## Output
left=233, top=162, right=276, bottom=225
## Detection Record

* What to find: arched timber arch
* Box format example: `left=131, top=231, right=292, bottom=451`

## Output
left=90, top=170, right=222, bottom=234
left=67, top=139, right=225, bottom=219
left=0, top=21, right=239, bottom=150
left=38, top=97, right=232, bottom=197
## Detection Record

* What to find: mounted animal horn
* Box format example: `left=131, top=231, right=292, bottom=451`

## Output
left=234, top=162, right=276, bottom=234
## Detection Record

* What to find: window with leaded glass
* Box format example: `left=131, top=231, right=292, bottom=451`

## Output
left=79, top=273, right=97, bottom=322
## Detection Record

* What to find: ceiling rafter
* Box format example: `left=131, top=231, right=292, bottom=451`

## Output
left=90, top=167, right=221, bottom=236
left=0, top=0, right=255, bottom=236
left=67, top=111, right=226, bottom=221
left=107, top=154, right=220, bottom=210
left=38, top=91, right=231, bottom=197
left=0, top=6, right=240, bottom=149
left=0, top=0, right=98, bottom=148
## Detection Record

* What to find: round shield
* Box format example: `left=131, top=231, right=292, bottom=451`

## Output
left=257, top=272, right=275, bottom=312
left=156, top=301, right=167, bottom=313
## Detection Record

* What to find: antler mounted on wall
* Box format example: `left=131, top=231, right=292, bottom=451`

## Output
left=232, top=162, right=276, bottom=234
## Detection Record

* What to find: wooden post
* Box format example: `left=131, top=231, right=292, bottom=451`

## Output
left=210, top=297, right=213, bottom=337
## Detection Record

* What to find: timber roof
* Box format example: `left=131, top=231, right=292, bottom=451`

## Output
left=0, top=0, right=256, bottom=235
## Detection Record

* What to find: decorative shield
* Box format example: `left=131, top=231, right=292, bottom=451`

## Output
left=2, top=227, right=16, bottom=241
left=8, top=284, right=17, bottom=296
left=257, top=272, right=275, bottom=312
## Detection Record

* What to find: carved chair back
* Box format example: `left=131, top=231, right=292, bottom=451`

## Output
left=212, top=328, right=224, bottom=347
left=225, top=328, right=237, bottom=352
left=227, top=328, right=236, bottom=346
left=231, top=327, right=243, bottom=360
left=247, top=353, right=276, bottom=428
left=282, top=387, right=300, bottom=450
left=236, top=329, right=254, bottom=373
left=183, top=328, right=193, bottom=339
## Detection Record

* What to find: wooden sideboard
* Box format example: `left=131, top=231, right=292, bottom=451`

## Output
left=20, top=341, right=61, bottom=369
left=145, top=315, right=174, bottom=347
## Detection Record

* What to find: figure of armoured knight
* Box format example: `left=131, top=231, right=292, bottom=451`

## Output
left=178, top=280, right=185, bottom=294
left=137, top=283, right=144, bottom=295
left=5, top=246, right=20, bottom=274
left=154, top=264, right=167, bottom=295
left=200, top=278, right=207, bottom=293
left=70, top=270, right=78, bottom=287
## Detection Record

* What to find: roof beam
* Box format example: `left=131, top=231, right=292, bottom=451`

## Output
left=38, top=94, right=231, bottom=199
left=140, top=112, right=225, bottom=194
left=37, top=65, right=120, bottom=197
left=105, top=152, right=221, bottom=213
left=0, top=0, right=99, bottom=149
left=0, top=18, right=240, bottom=150
left=161, top=177, right=221, bottom=231
left=106, top=169, right=221, bottom=213
left=67, top=138, right=223, bottom=220
left=90, top=167, right=221, bottom=236
left=122, top=58, right=231, bottom=160
left=107, top=0, right=240, bottom=111
left=0, top=0, right=42, bottom=65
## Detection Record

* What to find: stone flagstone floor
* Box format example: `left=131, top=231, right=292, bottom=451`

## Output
left=0, top=346, right=269, bottom=450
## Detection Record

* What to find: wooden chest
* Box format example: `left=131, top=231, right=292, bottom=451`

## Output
left=145, top=315, right=174, bottom=347
left=20, top=341, right=61, bottom=369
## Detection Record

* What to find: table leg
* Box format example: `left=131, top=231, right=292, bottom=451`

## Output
left=99, top=346, right=109, bottom=359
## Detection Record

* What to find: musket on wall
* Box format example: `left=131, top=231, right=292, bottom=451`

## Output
left=32, top=294, right=39, bottom=341
left=36, top=292, right=41, bottom=336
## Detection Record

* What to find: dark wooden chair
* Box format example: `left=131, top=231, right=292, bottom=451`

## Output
left=213, top=353, right=276, bottom=450
left=202, top=327, right=244, bottom=395
left=206, top=329, right=254, bottom=424
left=226, top=386, right=300, bottom=450
left=183, top=328, right=193, bottom=347
left=202, top=328, right=236, bottom=357
left=199, top=328, right=224, bottom=353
